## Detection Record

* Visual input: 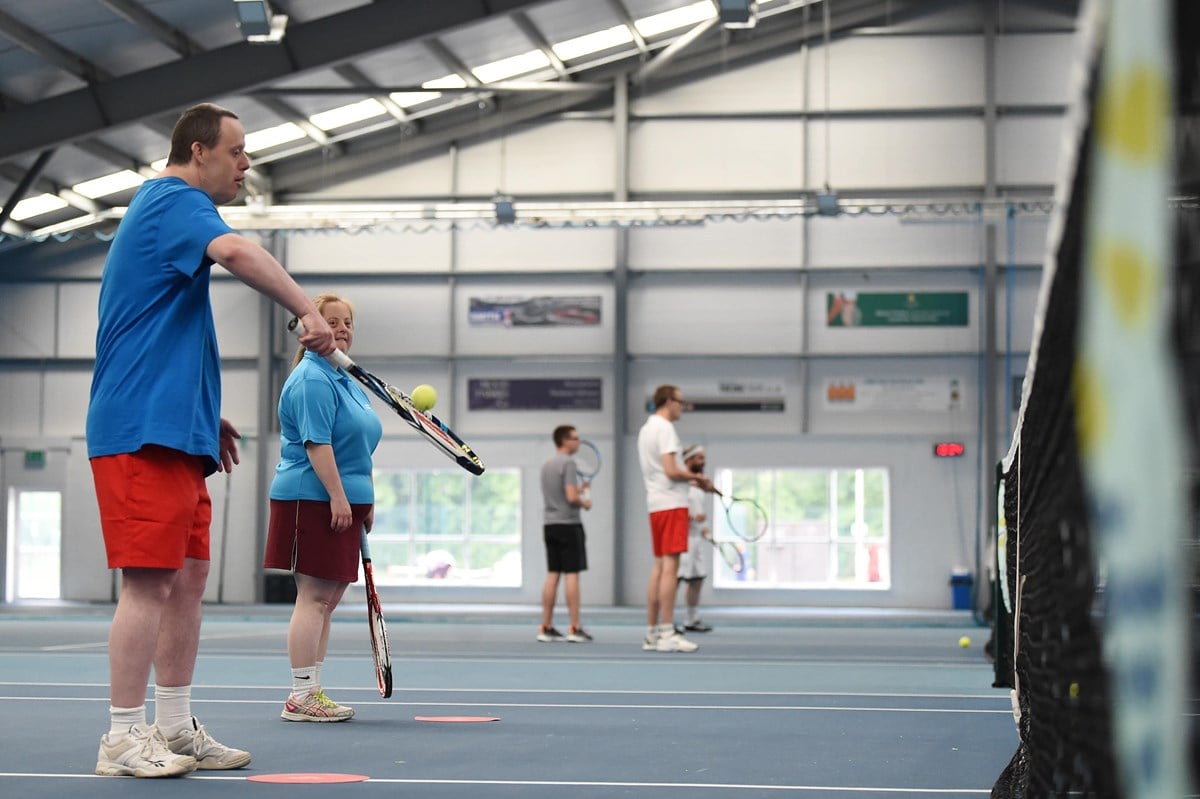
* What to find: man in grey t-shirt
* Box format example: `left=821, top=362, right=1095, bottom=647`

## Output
left=538, top=425, right=593, bottom=643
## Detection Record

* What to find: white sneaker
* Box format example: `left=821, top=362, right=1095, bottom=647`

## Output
left=566, top=626, right=593, bottom=643
left=642, top=633, right=658, bottom=651
left=164, top=717, right=251, bottom=770
left=96, top=724, right=197, bottom=777
left=281, top=689, right=355, bottom=722
left=656, top=630, right=699, bottom=653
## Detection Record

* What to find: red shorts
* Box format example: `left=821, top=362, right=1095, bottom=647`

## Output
left=264, top=499, right=372, bottom=583
left=91, top=446, right=211, bottom=570
left=649, top=507, right=690, bottom=557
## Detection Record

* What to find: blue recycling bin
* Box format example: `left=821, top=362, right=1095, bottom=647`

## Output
left=950, top=570, right=973, bottom=610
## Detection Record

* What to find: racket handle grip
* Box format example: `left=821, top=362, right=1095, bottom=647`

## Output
left=288, top=317, right=353, bottom=370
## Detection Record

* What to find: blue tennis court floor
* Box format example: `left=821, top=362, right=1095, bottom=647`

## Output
left=0, top=604, right=1015, bottom=798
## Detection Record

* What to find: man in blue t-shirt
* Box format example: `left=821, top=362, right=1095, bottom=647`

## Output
left=87, top=103, right=335, bottom=779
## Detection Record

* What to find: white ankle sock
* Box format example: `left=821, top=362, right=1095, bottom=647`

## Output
left=109, top=705, right=146, bottom=739
left=154, top=685, right=192, bottom=738
left=291, top=666, right=318, bottom=697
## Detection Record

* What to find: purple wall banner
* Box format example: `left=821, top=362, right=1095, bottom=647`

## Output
left=469, top=378, right=602, bottom=411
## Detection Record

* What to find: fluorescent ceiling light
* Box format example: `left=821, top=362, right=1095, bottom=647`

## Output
left=472, top=49, right=551, bottom=83
left=10, top=193, right=69, bottom=221
left=72, top=169, right=144, bottom=199
left=309, top=98, right=388, bottom=131
left=244, top=122, right=307, bottom=153
left=635, top=1, right=715, bottom=38
left=389, top=74, right=467, bottom=108
left=552, top=25, right=634, bottom=61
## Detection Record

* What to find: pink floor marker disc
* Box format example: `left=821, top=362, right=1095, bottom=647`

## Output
left=413, top=715, right=500, bottom=723
left=247, top=773, right=370, bottom=784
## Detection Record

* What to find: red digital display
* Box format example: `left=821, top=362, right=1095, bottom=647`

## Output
left=933, top=442, right=965, bottom=458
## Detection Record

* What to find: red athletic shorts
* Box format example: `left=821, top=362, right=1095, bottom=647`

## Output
left=91, top=445, right=211, bottom=570
left=649, top=507, right=690, bottom=557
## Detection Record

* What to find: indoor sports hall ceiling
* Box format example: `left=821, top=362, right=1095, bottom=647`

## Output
left=0, top=0, right=1078, bottom=248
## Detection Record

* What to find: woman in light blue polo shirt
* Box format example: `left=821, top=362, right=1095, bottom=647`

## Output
left=264, top=293, right=382, bottom=722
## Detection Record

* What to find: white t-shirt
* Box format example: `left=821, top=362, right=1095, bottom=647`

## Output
left=637, top=412, right=687, bottom=512
left=678, top=485, right=710, bottom=580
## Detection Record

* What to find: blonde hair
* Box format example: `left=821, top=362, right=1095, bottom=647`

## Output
left=291, top=293, right=355, bottom=368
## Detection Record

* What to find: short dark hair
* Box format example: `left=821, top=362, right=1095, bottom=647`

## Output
left=652, top=384, right=679, bottom=409
left=552, top=425, right=576, bottom=447
left=168, top=103, right=239, bottom=166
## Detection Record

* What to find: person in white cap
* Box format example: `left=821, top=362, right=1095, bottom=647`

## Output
left=676, top=444, right=713, bottom=633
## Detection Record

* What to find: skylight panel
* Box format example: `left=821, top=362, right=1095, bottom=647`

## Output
left=244, top=122, right=307, bottom=153
left=552, top=25, right=635, bottom=61
left=635, top=1, right=715, bottom=38
left=72, top=170, right=145, bottom=200
left=390, top=74, right=468, bottom=108
left=309, top=98, right=388, bottom=131
left=472, top=49, right=552, bottom=83
left=10, top=193, right=69, bottom=221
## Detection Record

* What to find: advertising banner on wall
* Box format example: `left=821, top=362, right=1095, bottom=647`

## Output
left=645, top=380, right=786, bottom=413
left=469, top=378, right=602, bottom=411
left=826, top=291, right=969, bottom=327
left=468, top=296, right=601, bottom=327
left=822, top=377, right=962, bottom=412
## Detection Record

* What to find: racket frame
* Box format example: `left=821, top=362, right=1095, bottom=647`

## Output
left=360, top=527, right=392, bottom=698
left=709, top=537, right=745, bottom=574
left=573, top=439, right=601, bottom=499
left=288, top=318, right=484, bottom=475
left=715, top=490, right=769, bottom=542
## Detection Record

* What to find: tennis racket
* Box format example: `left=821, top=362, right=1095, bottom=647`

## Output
left=709, top=537, right=745, bottom=574
left=289, top=318, right=484, bottom=475
left=360, top=527, right=392, bottom=698
left=573, top=439, right=601, bottom=500
left=714, top=490, right=769, bottom=542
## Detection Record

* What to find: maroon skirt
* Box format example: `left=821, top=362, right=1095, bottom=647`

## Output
left=264, top=499, right=373, bottom=583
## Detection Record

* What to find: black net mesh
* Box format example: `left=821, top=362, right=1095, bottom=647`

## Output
left=1173, top=0, right=1200, bottom=777
left=991, top=1, right=1199, bottom=794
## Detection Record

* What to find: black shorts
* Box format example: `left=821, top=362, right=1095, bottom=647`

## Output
left=543, top=523, right=588, bottom=573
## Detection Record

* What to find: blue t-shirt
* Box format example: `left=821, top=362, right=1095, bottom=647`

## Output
left=270, top=351, right=383, bottom=504
left=86, top=177, right=235, bottom=475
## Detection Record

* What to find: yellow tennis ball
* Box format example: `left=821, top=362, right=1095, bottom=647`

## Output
left=1069, top=682, right=1080, bottom=698
left=959, top=636, right=971, bottom=649
left=410, top=384, right=437, bottom=411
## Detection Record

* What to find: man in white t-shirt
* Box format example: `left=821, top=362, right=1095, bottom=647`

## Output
left=636, top=385, right=712, bottom=652
left=677, top=444, right=713, bottom=634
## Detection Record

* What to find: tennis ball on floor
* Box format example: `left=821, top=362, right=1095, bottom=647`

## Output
left=410, top=384, right=438, bottom=411
left=959, top=636, right=971, bottom=649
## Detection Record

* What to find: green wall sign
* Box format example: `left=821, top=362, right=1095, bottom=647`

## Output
left=826, top=291, right=969, bottom=327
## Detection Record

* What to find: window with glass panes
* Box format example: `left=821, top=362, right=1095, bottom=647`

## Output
left=370, top=468, right=521, bottom=586
left=710, top=468, right=890, bottom=588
